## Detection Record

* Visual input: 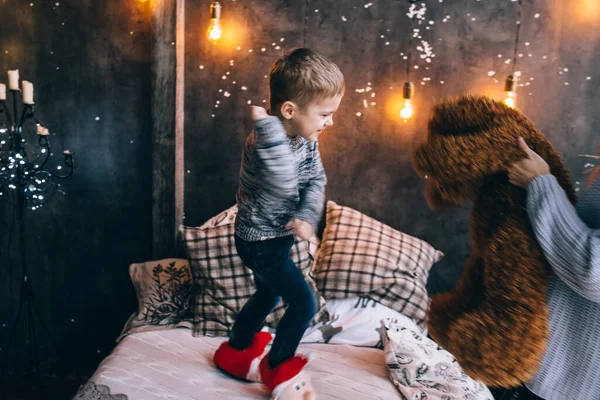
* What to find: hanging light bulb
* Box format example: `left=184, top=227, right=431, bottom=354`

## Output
left=207, top=1, right=222, bottom=44
left=504, top=0, right=523, bottom=109
left=504, top=75, right=517, bottom=108
left=398, top=0, right=419, bottom=121
left=400, top=82, right=415, bottom=120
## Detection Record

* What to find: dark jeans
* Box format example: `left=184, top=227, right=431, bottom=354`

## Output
left=229, top=234, right=318, bottom=368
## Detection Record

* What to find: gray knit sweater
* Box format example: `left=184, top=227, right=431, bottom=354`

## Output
left=235, top=116, right=326, bottom=242
left=525, top=174, right=600, bottom=400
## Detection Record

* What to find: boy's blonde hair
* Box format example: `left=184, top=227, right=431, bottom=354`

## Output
left=269, top=47, right=345, bottom=112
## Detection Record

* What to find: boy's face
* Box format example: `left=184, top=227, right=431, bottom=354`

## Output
left=289, top=95, right=343, bottom=142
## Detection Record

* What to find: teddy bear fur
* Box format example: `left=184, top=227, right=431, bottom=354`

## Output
left=412, top=94, right=576, bottom=388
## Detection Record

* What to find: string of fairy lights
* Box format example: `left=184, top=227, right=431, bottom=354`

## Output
left=140, top=0, right=571, bottom=120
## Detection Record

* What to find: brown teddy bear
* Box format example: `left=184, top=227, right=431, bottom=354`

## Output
left=412, top=94, right=575, bottom=388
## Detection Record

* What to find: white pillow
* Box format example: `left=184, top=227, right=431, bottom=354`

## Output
left=301, top=297, right=424, bottom=347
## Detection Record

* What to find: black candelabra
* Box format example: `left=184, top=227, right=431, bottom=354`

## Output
left=0, top=81, right=74, bottom=373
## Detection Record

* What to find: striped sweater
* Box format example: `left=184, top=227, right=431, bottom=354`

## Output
left=235, top=116, right=326, bottom=242
left=525, top=175, right=600, bottom=400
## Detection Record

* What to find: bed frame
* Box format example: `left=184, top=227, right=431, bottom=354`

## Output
left=150, top=0, right=185, bottom=259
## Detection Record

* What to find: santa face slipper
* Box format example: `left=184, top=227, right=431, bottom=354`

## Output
left=270, top=370, right=315, bottom=400
left=213, top=331, right=272, bottom=381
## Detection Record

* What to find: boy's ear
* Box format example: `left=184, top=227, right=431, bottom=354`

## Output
left=280, top=101, right=295, bottom=120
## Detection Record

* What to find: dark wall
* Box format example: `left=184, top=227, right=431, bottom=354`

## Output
left=0, top=0, right=598, bottom=385
left=184, top=0, right=599, bottom=294
left=0, top=0, right=152, bottom=377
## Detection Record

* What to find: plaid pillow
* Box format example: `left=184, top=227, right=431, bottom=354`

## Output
left=180, top=222, right=329, bottom=337
left=312, top=201, right=443, bottom=329
left=117, top=258, right=196, bottom=342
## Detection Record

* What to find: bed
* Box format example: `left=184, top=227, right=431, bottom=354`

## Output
left=73, top=202, right=494, bottom=400
left=76, top=329, right=399, bottom=400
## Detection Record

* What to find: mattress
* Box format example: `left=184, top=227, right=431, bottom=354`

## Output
left=83, top=329, right=400, bottom=400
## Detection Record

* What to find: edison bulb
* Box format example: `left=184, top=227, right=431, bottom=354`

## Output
left=207, top=2, right=222, bottom=43
left=504, top=75, right=517, bottom=108
left=400, top=99, right=414, bottom=119
left=207, top=19, right=222, bottom=42
left=504, top=91, right=516, bottom=108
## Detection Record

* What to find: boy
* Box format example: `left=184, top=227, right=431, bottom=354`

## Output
left=213, top=47, right=344, bottom=396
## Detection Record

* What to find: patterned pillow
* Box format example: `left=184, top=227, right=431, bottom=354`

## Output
left=180, top=220, right=330, bottom=337
left=117, top=258, right=196, bottom=341
left=381, top=319, right=493, bottom=400
left=312, top=201, right=443, bottom=329
left=198, top=204, right=238, bottom=229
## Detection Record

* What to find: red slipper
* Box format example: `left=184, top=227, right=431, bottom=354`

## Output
left=259, top=353, right=310, bottom=396
left=213, top=331, right=272, bottom=381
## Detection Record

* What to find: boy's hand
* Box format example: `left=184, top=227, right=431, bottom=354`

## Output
left=286, top=219, right=315, bottom=241
left=507, top=137, right=550, bottom=188
left=250, top=106, right=269, bottom=121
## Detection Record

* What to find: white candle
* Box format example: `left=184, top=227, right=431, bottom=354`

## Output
left=36, top=125, right=49, bottom=136
left=0, top=83, right=6, bottom=100
left=7, top=70, right=19, bottom=90
left=22, top=81, right=34, bottom=104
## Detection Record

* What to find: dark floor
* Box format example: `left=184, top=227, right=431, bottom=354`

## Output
left=0, top=372, right=85, bottom=400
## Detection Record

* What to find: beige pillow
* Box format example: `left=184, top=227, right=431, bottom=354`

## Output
left=118, top=258, right=195, bottom=341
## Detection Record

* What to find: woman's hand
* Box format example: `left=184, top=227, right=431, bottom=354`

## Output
left=507, top=137, right=551, bottom=188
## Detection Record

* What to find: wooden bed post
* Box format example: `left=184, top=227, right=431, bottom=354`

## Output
left=151, top=0, right=185, bottom=259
